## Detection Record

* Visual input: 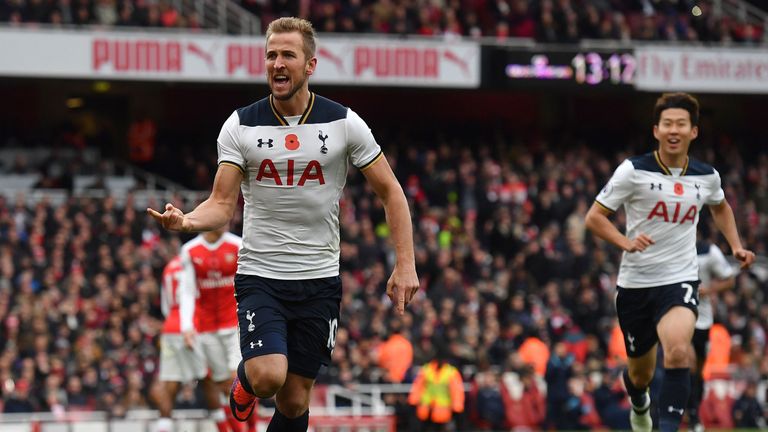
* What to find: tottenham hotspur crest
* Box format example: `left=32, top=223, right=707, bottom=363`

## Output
left=246, top=310, right=255, bottom=332
left=627, top=333, right=636, bottom=352
left=318, top=130, right=328, bottom=154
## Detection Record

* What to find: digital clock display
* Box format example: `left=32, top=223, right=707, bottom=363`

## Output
left=569, top=52, right=636, bottom=85
left=486, top=48, right=637, bottom=89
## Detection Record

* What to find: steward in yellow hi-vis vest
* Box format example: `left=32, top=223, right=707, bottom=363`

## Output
left=408, top=353, right=465, bottom=429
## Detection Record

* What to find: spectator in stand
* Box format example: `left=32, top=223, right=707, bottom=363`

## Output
left=376, top=318, right=413, bottom=384
left=699, top=379, right=735, bottom=429
left=409, top=346, right=465, bottom=431
left=593, top=369, right=631, bottom=429
left=561, top=373, right=602, bottom=430
left=519, top=331, right=550, bottom=377
left=468, top=369, right=505, bottom=430
left=94, top=0, right=117, bottom=26
left=127, top=114, right=157, bottom=168
left=2, top=379, right=36, bottom=413
left=498, top=366, right=545, bottom=428
left=65, top=375, right=90, bottom=409
left=732, top=381, right=765, bottom=428
left=544, top=341, right=575, bottom=429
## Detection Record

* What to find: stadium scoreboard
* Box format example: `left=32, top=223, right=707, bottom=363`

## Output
left=485, top=46, right=637, bottom=90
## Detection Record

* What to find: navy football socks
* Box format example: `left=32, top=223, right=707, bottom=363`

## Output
left=266, top=408, right=309, bottom=432
left=622, top=369, right=650, bottom=411
left=237, top=361, right=256, bottom=395
left=659, top=368, right=690, bottom=432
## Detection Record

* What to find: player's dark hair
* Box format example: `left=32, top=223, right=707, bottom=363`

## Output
left=653, top=92, right=700, bottom=126
left=266, top=17, right=317, bottom=61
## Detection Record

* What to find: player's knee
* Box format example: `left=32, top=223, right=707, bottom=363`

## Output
left=149, top=382, right=165, bottom=406
left=245, top=361, right=286, bottom=398
left=276, top=392, right=310, bottom=418
left=248, top=371, right=284, bottom=398
left=664, top=343, right=690, bottom=367
left=628, top=368, right=654, bottom=389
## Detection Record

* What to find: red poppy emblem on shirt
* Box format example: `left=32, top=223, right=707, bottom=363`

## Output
left=674, top=183, right=684, bottom=195
left=285, top=134, right=300, bottom=151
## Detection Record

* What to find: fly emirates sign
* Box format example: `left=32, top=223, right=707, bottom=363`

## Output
left=0, top=28, right=480, bottom=88
left=635, top=46, right=768, bottom=94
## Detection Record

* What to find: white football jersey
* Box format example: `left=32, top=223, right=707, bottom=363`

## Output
left=596, top=151, right=725, bottom=288
left=217, top=93, right=382, bottom=279
left=695, top=243, right=735, bottom=329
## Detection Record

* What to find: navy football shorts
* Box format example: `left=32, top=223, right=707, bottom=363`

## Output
left=615, top=280, right=699, bottom=358
left=234, top=273, right=342, bottom=379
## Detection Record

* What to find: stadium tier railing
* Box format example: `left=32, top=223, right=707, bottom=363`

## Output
left=712, top=0, right=768, bottom=36
left=0, top=147, right=211, bottom=208
left=169, top=0, right=261, bottom=35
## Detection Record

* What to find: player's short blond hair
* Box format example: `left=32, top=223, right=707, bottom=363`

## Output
left=266, top=17, right=317, bottom=61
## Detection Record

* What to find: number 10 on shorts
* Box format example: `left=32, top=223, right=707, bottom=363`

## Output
left=327, top=318, right=338, bottom=350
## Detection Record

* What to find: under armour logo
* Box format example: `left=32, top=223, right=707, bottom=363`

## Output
left=257, top=138, right=274, bottom=148
left=246, top=310, right=255, bottom=332
left=667, top=406, right=684, bottom=415
left=650, top=183, right=662, bottom=190
left=318, top=130, right=328, bottom=154
left=250, top=340, right=263, bottom=349
left=695, top=184, right=701, bottom=200
left=627, top=333, right=636, bottom=352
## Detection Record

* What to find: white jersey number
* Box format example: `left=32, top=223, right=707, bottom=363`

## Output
left=682, top=283, right=697, bottom=305
left=327, top=318, right=338, bottom=349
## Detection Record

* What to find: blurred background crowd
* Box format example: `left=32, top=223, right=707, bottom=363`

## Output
left=0, top=0, right=764, bottom=44
left=0, top=120, right=766, bottom=428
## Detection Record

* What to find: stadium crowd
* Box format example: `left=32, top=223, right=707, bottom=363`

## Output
left=0, top=123, right=766, bottom=429
left=0, top=0, right=764, bottom=44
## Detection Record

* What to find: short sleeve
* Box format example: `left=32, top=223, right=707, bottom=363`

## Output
left=595, top=159, right=635, bottom=212
left=217, top=110, right=245, bottom=173
left=708, top=244, right=735, bottom=279
left=345, top=108, right=382, bottom=170
left=706, top=168, right=726, bottom=205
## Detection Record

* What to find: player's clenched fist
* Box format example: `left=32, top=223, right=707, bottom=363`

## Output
left=147, top=203, right=191, bottom=232
left=733, top=248, right=756, bottom=269
left=625, top=233, right=655, bottom=253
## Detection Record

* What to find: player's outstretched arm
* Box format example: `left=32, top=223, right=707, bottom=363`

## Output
left=709, top=200, right=756, bottom=269
left=585, top=202, right=654, bottom=253
left=361, top=156, right=419, bottom=315
left=147, top=164, right=243, bottom=233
